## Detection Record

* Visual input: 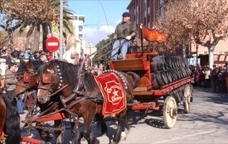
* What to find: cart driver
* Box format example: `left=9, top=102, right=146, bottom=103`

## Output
left=111, top=12, right=137, bottom=60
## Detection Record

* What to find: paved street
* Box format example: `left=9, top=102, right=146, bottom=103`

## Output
left=21, top=87, right=228, bottom=144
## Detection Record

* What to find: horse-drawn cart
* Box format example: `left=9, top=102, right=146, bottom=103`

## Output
left=109, top=51, right=193, bottom=129
left=13, top=26, right=193, bottom=144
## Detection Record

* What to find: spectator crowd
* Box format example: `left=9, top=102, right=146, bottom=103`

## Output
left=0, top=46, right=105, bottom=114
left=191, top=64, right=228, bottom=93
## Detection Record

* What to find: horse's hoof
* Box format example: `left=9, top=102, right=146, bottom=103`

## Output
left=120, top=131, right=127, bottom=141
left=109, top=140, right=118, bottom=144
left=95, top=139, right=100, bottom=144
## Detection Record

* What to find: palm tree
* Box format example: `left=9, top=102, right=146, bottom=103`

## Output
left=18, top=0, right=74, bottom=51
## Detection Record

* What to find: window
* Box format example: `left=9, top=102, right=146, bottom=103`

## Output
left=160, top=0, right=164, bottom=5
left=74, top=16, right=77, bottom=20
left=78, top=25, right=83, bottom=32
left=159, top=6, right=165, bottom=19
left=79, top=16, right=85, bottom=23
left=147, top=0, right=150, bottom=7
left=148, top=22, right=151, bottom=28
left=79, top=34, right=83, bottom=38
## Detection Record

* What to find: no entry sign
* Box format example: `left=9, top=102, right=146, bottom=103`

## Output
left=46, top=36, right=60, bottom=52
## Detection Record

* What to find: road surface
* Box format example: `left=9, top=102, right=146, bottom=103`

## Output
left=20, top=87, right=228, bottom=144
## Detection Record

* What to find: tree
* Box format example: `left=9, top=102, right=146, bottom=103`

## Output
left=2, top=0, right=59, bottom=24
left=0, top=32, right=8, bottom=47
left=190, top=0, right=228, bottom=68
left=0, top=18, right=21, bottom=51
left=154, top=0, right=193, bottom=57
left=0, top=0, right=22, bottom=51
left=93, top=34, right=114, bottom=66
left=1, top=0, right=74, bottom=51
left=155, top=0, right=228, bottom=68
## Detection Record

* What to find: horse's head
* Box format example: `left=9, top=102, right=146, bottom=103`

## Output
left=14, top=60, right=43, bottom=96
left=37, top=60, right=80, bottom=104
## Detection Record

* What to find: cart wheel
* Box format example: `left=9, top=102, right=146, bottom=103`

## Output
left=183, top=85, right=192, bottom=113
left=163, top=96, right=177, bottom=129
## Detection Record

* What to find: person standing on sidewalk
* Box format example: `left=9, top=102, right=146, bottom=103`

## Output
left=202, top=67, right=211, bottom=88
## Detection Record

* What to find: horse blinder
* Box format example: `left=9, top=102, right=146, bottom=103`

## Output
left=42, top=74, right=51, bottom=84
left=23, top=73, right=31, bottom=83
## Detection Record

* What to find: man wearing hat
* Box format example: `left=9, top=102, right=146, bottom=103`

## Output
left=111, top=12, right=137, bottom=60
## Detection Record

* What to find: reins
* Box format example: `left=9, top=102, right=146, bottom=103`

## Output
left=38, top=84, right=68, bottom=98
left=27, top=95, right=88, bottom=123
left=96, top=39, right=128, bottom=60
left=2, top=70, right=38, bottom=79
left=77, top=39, right=128, bottom=76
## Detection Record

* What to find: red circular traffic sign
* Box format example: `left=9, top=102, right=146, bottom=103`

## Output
left=46, top=36, right=60, bottom=52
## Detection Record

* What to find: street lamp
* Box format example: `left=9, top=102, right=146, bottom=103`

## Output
left=59, top=0, right=63, bottom=60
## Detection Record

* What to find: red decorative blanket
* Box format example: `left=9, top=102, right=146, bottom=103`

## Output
left=94, top=72, right=126, bottom=117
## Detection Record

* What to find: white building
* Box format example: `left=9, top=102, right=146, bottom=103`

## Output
left=63, top=14, right=97, bottom=63
left=84, top=42, right=97, bottom=60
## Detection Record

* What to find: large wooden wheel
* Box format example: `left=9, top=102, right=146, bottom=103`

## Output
left=163, top=96, right=177, bottom=129
left=183, top=84, right=192, bottom=113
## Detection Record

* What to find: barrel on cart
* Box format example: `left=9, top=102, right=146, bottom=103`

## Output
left=109, top=51, right=193, bottom=128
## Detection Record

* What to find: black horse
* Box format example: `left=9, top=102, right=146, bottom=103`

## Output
left=36, top=59, right=140, bottom=144
left=0, top=95, right=21, bottom=144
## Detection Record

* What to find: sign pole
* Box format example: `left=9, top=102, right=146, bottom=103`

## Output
left=59, top=0, right=63, bottom=60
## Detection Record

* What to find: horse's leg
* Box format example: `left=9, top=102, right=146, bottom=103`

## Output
left=71, top=117, right=82, bottom=144
left=83, top=116, right=99, bottom=144
left=95, top=113, right=107, bottom=136
left=112, top=112, right=127, bottom=144
left=54, top=120, right=64, bottom=144
left=121, top=108, right=131, bottom=140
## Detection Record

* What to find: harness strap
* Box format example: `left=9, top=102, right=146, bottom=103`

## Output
left=37, top=84, right=68, bottom=98
left=96, top=40, right=127, bottom=60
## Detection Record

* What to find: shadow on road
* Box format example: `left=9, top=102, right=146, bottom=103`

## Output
left=128, top=111, right=169, bottom=129
left=178, top=87, right=228, bottom=128
left=144, top=119, right=166, bottom=129
left=194, top=87, right=228, bottom=104
left=179, top=111, right=228, bottom=128
left=205, top=94, right=228, bottom=104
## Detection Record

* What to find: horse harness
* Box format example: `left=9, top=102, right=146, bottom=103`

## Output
left=15, top=70, right=38, bottom=90
left=34, top=64, right=133, bottom=122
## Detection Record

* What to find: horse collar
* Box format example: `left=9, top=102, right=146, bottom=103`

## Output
left=56, top=65, right=63, bottom=89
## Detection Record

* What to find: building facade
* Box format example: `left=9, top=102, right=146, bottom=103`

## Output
left=63, top=14, right=85, bottom=62
left=127, top=0, right=228, bottom=66
left=64, top=14, right=97, bottom=63
left=127, top=0, right=165, bottom=35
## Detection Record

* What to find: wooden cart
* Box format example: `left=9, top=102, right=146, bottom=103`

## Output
left=109, top=52, right=193, bottom=129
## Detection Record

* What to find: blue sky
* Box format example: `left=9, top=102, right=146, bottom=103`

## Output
left=68, top=0, right=131, bottom=45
